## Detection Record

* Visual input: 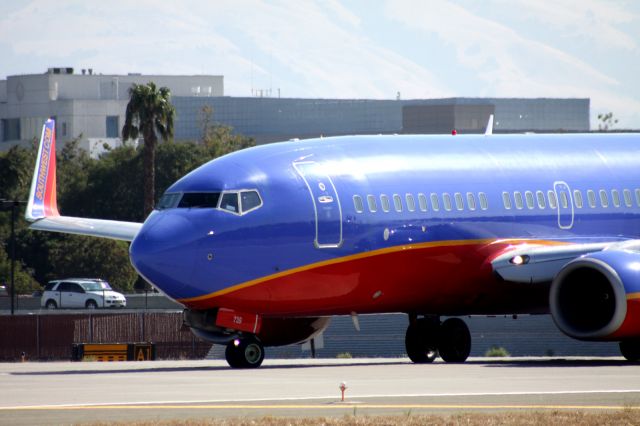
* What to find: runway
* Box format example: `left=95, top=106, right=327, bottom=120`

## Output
left=1, top=357, right=639, bottom=425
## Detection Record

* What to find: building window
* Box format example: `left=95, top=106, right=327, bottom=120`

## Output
left=106, top=116, right=119, bottom=138
left=1, top=118, right=20, bottom=141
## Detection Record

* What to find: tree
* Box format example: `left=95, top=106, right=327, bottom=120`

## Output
left=597, top=112, right=618, bottom=131
left=122, top=82, right=175, bottom=217
left=199, top=105, right=255, bottom=157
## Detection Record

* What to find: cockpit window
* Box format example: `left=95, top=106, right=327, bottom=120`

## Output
left=220, top=193, right=239, bottom=213
left=241, top=190, right=262, bottom=213
left=178, top=192, right=220, bottom=208
left=157, top=193, right=181, bottom=210
left=157, top=189, right=263, bottom=215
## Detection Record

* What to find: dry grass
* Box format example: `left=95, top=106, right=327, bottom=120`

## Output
left=87, top=410, right=640, bottom=426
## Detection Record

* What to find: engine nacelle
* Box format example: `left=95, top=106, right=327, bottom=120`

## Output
left=550, top=250, right=640, bottom=340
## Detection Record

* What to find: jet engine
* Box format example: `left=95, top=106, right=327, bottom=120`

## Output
left=550, top=250, right=640, bottom=340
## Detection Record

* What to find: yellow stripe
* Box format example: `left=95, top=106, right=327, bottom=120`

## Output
left=178, top=238, right=568, bottom=304
left=628, top=292, right=640, bottom=301
left=3, top=403, right=639, bottom=411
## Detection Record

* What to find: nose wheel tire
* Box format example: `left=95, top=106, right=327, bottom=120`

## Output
left=225, top=336, right=265, bottom=369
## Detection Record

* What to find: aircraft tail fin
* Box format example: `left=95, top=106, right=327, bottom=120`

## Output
left=25, top=118, right=60, bottom=221
left=484, top=114, right=494, bottom=136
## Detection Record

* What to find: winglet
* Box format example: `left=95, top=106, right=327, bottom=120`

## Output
left=484, top=114, right=494, bottom=136
left=25, top=119, right=60, bottom=221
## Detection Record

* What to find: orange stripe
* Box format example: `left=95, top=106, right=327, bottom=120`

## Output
left=178, top=238, right=570, bottom=304
left=628, top=292, right=640, bottom=301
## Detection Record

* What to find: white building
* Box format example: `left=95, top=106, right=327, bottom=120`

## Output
left=0, top=68, right=223, bottom=157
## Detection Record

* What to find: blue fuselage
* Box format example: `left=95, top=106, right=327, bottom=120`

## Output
left=129, top=133, right=640, bottom=315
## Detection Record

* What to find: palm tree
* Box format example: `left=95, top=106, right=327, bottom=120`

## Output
left=122, top=82, right=175, bottom=218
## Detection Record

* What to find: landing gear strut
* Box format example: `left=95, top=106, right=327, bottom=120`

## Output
left=405, top=316, right=471, bottom=363
left=225, top=335, right=265, bottom=368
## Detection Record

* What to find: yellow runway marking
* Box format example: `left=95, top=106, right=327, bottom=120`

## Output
left=3, top=403, right=640, bottom=411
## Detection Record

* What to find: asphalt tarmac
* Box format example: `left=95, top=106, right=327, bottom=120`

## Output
left=1, top=357, right=639, bottom=425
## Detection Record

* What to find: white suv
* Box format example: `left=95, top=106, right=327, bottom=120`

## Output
left=41, top=279, right=127, bottom=309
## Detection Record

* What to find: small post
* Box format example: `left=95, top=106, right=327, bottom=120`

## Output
left=339, top=381, right=347, bottom=402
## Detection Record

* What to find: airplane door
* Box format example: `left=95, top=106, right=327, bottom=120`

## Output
left=553, top=181, right=574, bottom=229
left=293, top=161, right=343, bottom=248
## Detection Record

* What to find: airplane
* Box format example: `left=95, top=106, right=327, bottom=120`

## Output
left=25, top=118, right=640, bottom=368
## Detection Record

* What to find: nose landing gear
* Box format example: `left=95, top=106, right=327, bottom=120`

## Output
left=225, top=335, right=265, bottom=368
left=405, top=316, right=471, bottom=363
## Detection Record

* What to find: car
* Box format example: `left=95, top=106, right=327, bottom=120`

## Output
left=41, top=278, right=126, bottom=309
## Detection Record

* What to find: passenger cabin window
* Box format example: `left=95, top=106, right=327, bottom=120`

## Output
left=635, top=189, right=640, bottom=207
left=611, top=189, right=621, bottom=208
left=406, top=194, right=416, bottom=212
left=380, top=194, right=390, bottom=212
left=536, top=191, right=546, bottom=209
left=443, top=193, right=452, bottom=211
left=548, top=191, right=558, bottom=209
left=393, top=194, right=403, bottom=212
left=573, top=190, right=583, bottom=209
left=454, top=193, right=464, bottom=211
left=599, top=190, right=609, bottom=208
left=479, top=192, right=488, bottom=210
left=559, top=191, right=569, bottom=209
left=467, top=193, right=476, bottom=211
left=430, top=193, right=440, bottom=211
left=587, top=190, right=596, bottom=208
left=624, top=189, right=633, bottom=207
left=178, top=192, right=220, bottom=209
left=525, top=191, right=534, bottom=210
left=353, top=195, right=364, bottom=213
left=514, top=191, right=524, bottom=210
left=502, top=192, right=512, bottom=210
left=418, top=193, right=428, bottom=212
left=367, top=195, right=377, bottom=212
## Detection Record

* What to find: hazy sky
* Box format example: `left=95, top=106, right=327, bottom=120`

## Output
left=1, top=0, right=639, bottom=128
